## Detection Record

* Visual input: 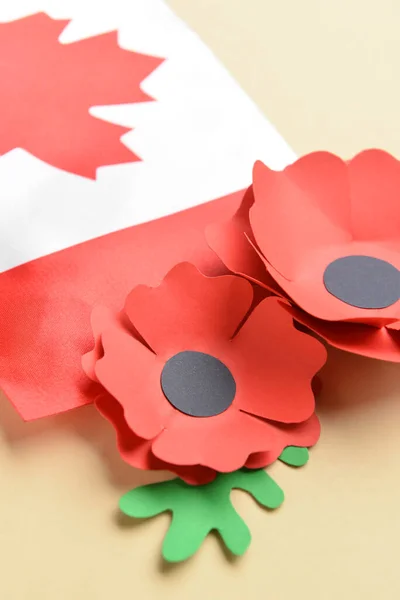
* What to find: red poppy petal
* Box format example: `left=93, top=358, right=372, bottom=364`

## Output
left=94, top=324, right=173, bottom=439
left=124, top=262, right=253, bottom=356
left=282, top=302, right=400, bottom=362
left=312, top=375, right=323, bottom=397
left=151, top=408, right=281, bottom=472
left=206, top=186, right=277, bottom=290
left=96, top=393, right=160, bottom=469
left=245, top=413, right=320, bottom=469
left=249, top=235, right=400, bottom=325
left=244, top=450, right=278, bottom=469
left=229, top=297, right=326, bottom=423
left=348, top=150, right=400, bottom=240
left=171, top=465, right=217, bottom=485
left=96, top=394, right=216, bottom=485
left=82, top=306, right=124, bottom=381
left=251, top=153, right=352, bottom=279
left=265, top=260, right=400, bottom=325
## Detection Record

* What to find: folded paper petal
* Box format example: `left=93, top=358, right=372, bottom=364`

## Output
left=96, top=394, right=216, bottom=485
left=124, top=262, right=253, bottom=356
left=205, top=187, right=280, bottom=291
left=151, top=408, right=282, bottom=472
left=95, top=325, right=173, bottom=440
left=348, top=150, right=400, bottom=240
left=81, top=306, right=123, bottom=382
left=245, top=413, right=320, bottom=469
left=228, top=297, right=327, bottom=423
left=254, top=237, right=400, bottom=325
left=281, top=302, right=400, bottom=362
left=251, top=153, right=352, bottom=280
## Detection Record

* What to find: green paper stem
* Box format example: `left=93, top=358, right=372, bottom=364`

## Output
left=279, top=446, right=309, bottom=467
left=120, top=469, right=284, bottom=562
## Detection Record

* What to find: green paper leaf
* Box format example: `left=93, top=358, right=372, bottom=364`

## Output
left=120, top=469, right=284, bottom=562
left=279, top=446, right=309, bottom=467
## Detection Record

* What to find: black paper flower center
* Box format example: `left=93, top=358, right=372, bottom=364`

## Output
left=161, top=351, right=236, bottom=417
left=323, top=255, right=400, bottom=309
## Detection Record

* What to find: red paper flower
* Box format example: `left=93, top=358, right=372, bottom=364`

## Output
left=0, top=13, right=163, bottom=178
left=207, top=150, right=400, bottom=361
left=82, top=263, right=326, bottom=484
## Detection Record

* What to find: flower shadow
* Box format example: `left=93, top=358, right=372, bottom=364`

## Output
left=0, top=390, right=171, bottom=491
left=113, top=507, right=188, bottom=573
left=317, top=345, right=400, bottom=415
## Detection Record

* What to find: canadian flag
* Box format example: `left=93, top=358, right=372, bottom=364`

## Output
left=0, top=0, right=295, bottom=420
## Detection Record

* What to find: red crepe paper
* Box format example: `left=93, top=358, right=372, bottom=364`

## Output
left=207, top=150, right=400, bottom=361
left=0, top=190, right=244, bottom=420
left=0, top=13, right=162, bottom=178
left=82, top=263, right=326, bottom=477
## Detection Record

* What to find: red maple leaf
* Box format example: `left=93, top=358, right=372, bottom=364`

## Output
left=0, top=13, right=163, bottom=178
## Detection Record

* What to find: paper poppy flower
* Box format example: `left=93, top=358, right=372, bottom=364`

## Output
left=207, top=150, right=400, bottom=361
left=82, top=263, right=326, bottom=484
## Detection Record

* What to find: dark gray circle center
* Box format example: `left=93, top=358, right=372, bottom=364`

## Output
left=161, top=351, right=236, bottom=417
left=323, top=255, right=400, bottom=309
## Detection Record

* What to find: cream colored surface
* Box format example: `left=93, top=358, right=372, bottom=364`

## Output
left=2, top=1, right=400, bottom=598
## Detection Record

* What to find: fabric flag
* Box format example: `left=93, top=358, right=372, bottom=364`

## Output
left=0, top=0, right=295, bottom=420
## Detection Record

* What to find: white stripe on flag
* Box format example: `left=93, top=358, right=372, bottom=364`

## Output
left=0, top=0, right=295, bottom=273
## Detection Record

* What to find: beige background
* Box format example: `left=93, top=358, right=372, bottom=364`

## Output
left=1, top=1, right=400, bottom=598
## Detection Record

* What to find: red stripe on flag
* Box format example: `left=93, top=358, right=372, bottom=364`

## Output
left=0, top=190, right=245, bottom=420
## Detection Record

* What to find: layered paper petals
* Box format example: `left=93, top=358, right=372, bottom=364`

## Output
left=96, top=394, right=217, bottom=485
left=251, top=152, right=352, bottom=281
left=83, top=263, right=326, bottom=479
left=124, top=261, right=253, bottom=356
left=206, top=187, right=278, bottom=291
left=281, top=302, right=400, bottom=362
left=227, top=298, right=326, bottom=423
left=151, top=409, right=282, bottom=473
left=207, top=150, right=400, bottom=360
left=348, top=150, right=400, bottom=240
left=245, top=413, right=321, bottom=469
